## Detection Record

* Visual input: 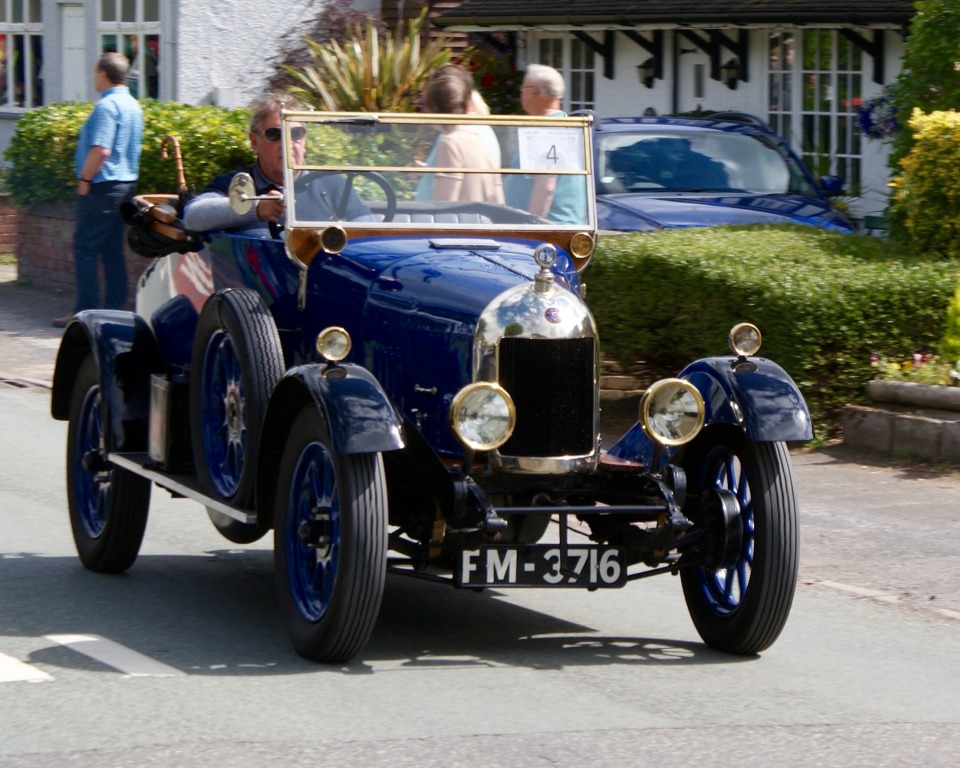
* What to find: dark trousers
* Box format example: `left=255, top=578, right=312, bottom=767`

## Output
left=72, top=181, right=136, bottom=311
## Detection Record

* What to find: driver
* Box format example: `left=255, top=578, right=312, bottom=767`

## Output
left=183, top=94, right=372, bottom=236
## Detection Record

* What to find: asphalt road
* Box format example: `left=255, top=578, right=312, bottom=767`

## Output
left=2, top=265, right=960, bottom=765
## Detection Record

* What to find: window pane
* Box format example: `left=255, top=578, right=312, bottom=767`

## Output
left=101, top=33, right=118, bottom=53
left=838, top=34, right=850, bottom=68
left=28, top=0, right=39, bottom=22
left=0, top=35, right=7, bottom=104
left=12, top=0, right=22, bottom=24
left=818, top=74, right=831, bottom=111
left=144, top=0, right=158, bottom=21
left=802, top=33, right=817, bottom=69
left=28, top=32, right=39, bottom=105
left=121, top=0, right=135, bottom=22
left=818, top=31, right=831, bottom=69
left=12, top=33, right=23, bottom=105
left=123, top=33, right=139, bottom=97
left=101, top=0, right=116, bottom=22
left=145, top=34, right=159, bottom=98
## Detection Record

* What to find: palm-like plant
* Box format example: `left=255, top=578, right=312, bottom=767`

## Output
left=283, top=8, right=452, bottom=112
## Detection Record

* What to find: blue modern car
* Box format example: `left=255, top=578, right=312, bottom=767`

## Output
left=51, top=111, right=812, bottom=663
left=595, top=115, right=855, bottom=233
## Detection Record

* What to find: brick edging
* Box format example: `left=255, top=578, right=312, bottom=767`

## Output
left=16, top=201, right=150, bottom=302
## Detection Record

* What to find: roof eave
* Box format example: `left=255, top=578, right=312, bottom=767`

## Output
left=434, top=13, right=911, bottom=29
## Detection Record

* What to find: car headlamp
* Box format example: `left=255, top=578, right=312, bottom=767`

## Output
left=729, top=322, right=762, bottom=357
left=316, top=326, right=352, bottom=362
left=570, top=232, right=595, bottom=260
left=640, top=378, right=705, bottom=446
left=450, top=382, right=516, bottom=451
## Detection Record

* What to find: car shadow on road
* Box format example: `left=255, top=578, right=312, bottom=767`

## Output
left=2, top=550, right=748, bottom=677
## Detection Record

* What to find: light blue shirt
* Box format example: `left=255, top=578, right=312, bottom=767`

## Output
left=75, top=85, right=144, bottom=183
left=503, top=110, right=586, bottom=224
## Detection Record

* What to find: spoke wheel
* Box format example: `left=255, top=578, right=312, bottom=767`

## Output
left=274, top=407, right=387, bottom=663
left=681, top=429, right=799, bottom=654
left=190, top=289, right=284, bottom=538
left=66, top=357, right=150, bottom=573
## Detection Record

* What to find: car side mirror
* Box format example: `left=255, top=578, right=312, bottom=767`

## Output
left=819, top=175, right=845, bottom=196
left=228, top=172, right=284, bottom=214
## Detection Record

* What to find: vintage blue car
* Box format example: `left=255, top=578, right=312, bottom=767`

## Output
left=595, top=115, right=855, bottom=233
left=51, top=111, right=811, bottom=662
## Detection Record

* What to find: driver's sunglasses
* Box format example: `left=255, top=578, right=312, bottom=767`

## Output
left=257, top=126, right=307, bottom=143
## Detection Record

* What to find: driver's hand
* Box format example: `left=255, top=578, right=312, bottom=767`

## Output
left=255, top=190, right=285, bottom=222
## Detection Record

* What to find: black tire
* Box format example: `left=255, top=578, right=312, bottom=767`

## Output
left=190, top=290, right=284, bottom=537
left=274, top=406, right=387, bottom=663
left=66, top=356, right=151, bottom=573
left=680, top=429, right=799, bottom=655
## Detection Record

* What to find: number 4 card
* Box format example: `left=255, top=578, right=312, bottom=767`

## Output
left=516, top=127, right=585, bottom=172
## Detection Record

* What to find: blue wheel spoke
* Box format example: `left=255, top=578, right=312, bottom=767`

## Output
left=287, top=443, right=341, bottom=623
left=696, top=444, right=756, bottom=615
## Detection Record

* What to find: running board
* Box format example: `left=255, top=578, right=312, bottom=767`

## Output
left=108, top=452, right=256, bottom=525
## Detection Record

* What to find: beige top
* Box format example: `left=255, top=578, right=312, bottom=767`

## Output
left=433, top=126, right=504, bottom=204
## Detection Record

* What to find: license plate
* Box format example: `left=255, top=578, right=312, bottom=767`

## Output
left=456, top=545, right=627, bottom=588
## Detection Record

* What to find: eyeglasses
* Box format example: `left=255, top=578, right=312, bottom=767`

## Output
left=255, top=126, right=307, bottom=143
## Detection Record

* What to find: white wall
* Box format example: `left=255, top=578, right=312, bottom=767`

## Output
left=175, top=0, right=329, bottom=106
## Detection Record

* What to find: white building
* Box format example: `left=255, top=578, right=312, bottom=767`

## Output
left=435, top=0, right=914, bottom=220
left=0, top=0, right=378, bottom=153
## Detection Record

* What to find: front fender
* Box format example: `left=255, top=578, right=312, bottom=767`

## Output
left=50, top=310, right=163, bottom=451
left=607, top=356, right=812, bottom=465
left=256, top=362, right=404, bottom=527
left=259, top=362, right=403, bottom=460
left=681, top=357, right=813, bottom=442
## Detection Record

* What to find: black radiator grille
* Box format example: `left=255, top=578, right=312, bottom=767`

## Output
left=497, top=337, right=596, bottom=457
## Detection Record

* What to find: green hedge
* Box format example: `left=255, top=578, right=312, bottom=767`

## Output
left=586, top=225, right=960, bottom=438
left=4, top=100, right=254, bottom=206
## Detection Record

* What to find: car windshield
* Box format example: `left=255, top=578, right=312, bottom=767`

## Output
left=279, top=111, right=595, bottom=230
left=596, top=129, right=817, bottom=196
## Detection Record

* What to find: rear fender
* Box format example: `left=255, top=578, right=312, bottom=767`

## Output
left=50, top=311, right=163, bottom=451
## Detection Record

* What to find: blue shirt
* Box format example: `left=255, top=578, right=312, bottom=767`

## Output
left=75, top=86, right=144, bottom=183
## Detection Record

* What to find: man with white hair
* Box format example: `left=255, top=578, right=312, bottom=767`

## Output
left=504, top=64, right=586, bottom=224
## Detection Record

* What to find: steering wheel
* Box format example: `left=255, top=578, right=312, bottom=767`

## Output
left=293, top=171, right=396, bottom=223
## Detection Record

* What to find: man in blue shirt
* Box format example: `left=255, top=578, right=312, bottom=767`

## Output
left=55, top=52, right=144, bottom=327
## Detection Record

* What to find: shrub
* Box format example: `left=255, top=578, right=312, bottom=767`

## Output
left=940, top=276, right=960, bottom=365
left=282, top=8, right=452, bottom=112
left=586, top=225, right=960, bottom=438
left=4, top=100, right=253, bottom=207
left=888, top=0, right=960, bottom=169
left=886, top=0, right=960, bottom=233
left=892, top=109, right=960, bottom=259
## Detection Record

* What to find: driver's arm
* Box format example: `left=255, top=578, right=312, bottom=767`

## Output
left=183, top=191, right=258, bottom=232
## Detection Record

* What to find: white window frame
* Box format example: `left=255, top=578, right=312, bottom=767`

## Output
left=768, top=28, right=865, bottom=191
left=98, top=0, right=161, bottom=100
left=0, top=0, right=44, bottom=108
left=535, top=35, right=596, bottom=113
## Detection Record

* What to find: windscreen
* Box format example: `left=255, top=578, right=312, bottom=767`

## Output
left=596, top=129, right=816, bottom=196
left=279, top=112, right=595, bottom=230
